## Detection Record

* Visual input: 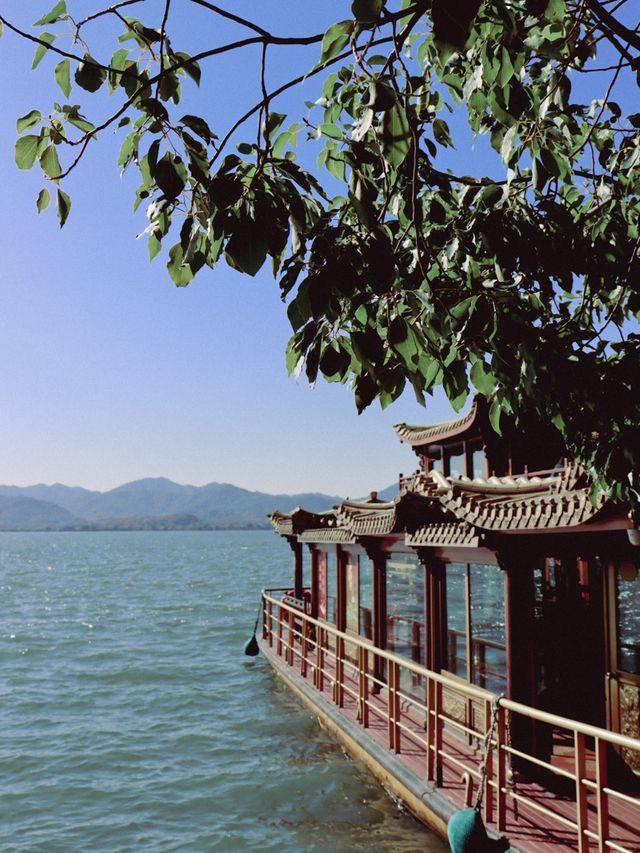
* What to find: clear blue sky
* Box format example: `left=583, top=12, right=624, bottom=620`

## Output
left=0, top=1, right=456, bottom=496
left=1, top=2, right=634, bottom=497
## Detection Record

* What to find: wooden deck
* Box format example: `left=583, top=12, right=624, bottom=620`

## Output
left=260, top=627, right=640, bottom=853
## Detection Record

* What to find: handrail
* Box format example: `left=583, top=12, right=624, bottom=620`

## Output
left=263, top=590, right=496, bottom=703
left=262, top=588, right=640, bottom=853
left=264, top=591, right=640, bottom=754
left=500, top=695, right=640, bottom=753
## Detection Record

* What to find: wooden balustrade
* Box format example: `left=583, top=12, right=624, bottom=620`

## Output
left=261, top=590, right=640, bottom=853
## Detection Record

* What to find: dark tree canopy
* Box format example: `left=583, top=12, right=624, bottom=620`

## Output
left=2, top=0, right=640, bottom=500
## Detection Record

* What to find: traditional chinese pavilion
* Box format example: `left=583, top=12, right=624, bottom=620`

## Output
left=260, top=399, right=640, bottom=851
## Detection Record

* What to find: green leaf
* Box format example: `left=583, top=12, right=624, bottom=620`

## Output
left=36, top=187, right=51, bottom=213
left=499, top=125, right=517, bottom=164
left=66, top=113, right=95, bottom=133
left=167, top=243, right=194, bottom=287
left=265, top=111, right=286, bottom=139
left=545, top=0, right=566, bottom=23
left=32, top=33, right=56, bottom=70
left=470, top=359, right=495, bottom=395
left=34, top=0, right=66, bottom=26
left=225, top=224, right=268, bottom=277
left=75, top=55, right=107, bottom=93
left=56, top=188, right=71, bottom=227
left=54, top=59, right=71, bottom=98
left=14, top=135, right=40, bottom=170
left=383, top=102, right=411, bottom=167
left=488, top=398, right=502, bottom=435
left=180, top=114, right=214, bottom=143
left=319, top=21, right=354, bottom=65
left=351, top=0, right=384, bottom=23
left=496, top=48, right=514, bottom=87
left=118, top=131, right=139, bottom=169
left=444, top=370, right=469, bottom=412
left=39, top=144, right=61, bottom=178
left=148, top=233, right=162, bottom=261
left=16, top=110, right=42, bottom=133
left=173, top=51, right=201, bottom=86
left=153, top=153, right=186, bottom=200
left=432, top=117, right=453, bottom=148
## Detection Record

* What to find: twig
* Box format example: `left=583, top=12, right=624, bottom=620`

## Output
left=156, top=0, right=172, bottom=98
left=74, top=0, right=142, bottom=30
left=210, top=35, right=394, bottom=169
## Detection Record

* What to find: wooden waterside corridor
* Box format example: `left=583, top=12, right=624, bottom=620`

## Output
left=261, top=591, right=640, bottom=853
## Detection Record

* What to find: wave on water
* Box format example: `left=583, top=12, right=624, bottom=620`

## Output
left=1, top=531, right=446, bottom=852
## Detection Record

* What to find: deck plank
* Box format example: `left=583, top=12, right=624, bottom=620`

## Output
left=264, top=636, right=640, bottom=852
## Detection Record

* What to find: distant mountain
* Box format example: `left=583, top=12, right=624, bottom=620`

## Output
left=376, top=483, right=399, bottom=502
left=0, top=495, right=82, bottom=530
left=0, top=478, right=343, bottom=531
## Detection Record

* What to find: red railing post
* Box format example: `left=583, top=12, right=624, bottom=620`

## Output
left=575, top=731, right=588, bottom=853
left=390, top=661, right=401, bottom=753
left=426, top=675, right=435, bottom=781
left=336, top=636, right=344, bottom=707
left=287, top=607, right=294, bottom=666
left=301, top=617, right=308, bottom=678
left=434, top=679, right=443, bottom=786
left=496, top=704, right=507, bottom=832
left=358, top=646, right=369, bottom=727
left=315, top=626, right=325, bottom=691
left=276, top=603, right=283, bottom=657
left=595, top=736, right=609, bottom=850
left=387, top=660, right=396, bottom=750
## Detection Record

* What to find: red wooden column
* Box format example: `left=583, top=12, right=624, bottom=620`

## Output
left=502, top=550, right=536, bottom=761
left=419, top=550, right=446, bottom=673
left=363, top=540, right=386, bottom=690
left=309, top=545, right=319, bottom=618
left=287, top=536, right=304, bottom=599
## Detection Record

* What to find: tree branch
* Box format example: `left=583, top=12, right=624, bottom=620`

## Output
left=584, top=0, right=640, bottom=52
left=210, top=34, right=395, bottom=168
left=73, top=0, right=143, bottom=31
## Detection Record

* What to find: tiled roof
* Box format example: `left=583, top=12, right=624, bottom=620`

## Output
left=299, top=527, right=355, bottom=544
left=407, top=521, right=480, bottom=548
left=437, top=467, right=605, bottom=531
left=394, top=402, right=478, bottom=446
left=334, top=500, right=398, bottom=537
left=269, top=465, right=612, bottom=546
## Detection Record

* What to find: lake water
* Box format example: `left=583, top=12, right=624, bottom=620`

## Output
left=1, top=531, right=447, bottom=852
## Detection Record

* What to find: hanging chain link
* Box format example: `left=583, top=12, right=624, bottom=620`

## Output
left=474, top=693, right=505, bottom=812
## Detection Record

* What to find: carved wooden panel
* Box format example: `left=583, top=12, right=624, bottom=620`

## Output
left=619, top=682, right=640, bottom=772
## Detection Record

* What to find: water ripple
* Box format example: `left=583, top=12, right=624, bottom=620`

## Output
left=1, top=531, right=446, bottom=852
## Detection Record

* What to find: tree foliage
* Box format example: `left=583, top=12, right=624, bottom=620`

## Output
left=3, top=0, right=640, bottom=499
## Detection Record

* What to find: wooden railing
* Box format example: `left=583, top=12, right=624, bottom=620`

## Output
left=261, top=590, right=640, bottom=853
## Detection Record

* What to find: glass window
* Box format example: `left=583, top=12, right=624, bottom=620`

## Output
left=471, top=449, right=485, bottom=479
left=445, top=563, right=467, bottom=679
left=359, top=556, right=374, bottom=641
left=445, top=563, right=506, bottom=692
left=345, top=552, right=359, bottom=633
left=448, top=450, right=465, bottom=478
left=326, top=551, right=337, bottom=625
left=617, top=562, right=640, bottom=675
left=302, top=547, right=310, bottom=592
left=470, top=564, right=506, bottom=692
left=387, top=554, right=425, bottom=664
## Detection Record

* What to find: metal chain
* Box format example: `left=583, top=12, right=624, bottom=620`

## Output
left=474, top=693, right=505, bottom=812
left=505, top=705, right=519, bottom=818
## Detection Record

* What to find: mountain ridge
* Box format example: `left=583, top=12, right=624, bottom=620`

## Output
left=0, top=477, right=393, bottom=531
